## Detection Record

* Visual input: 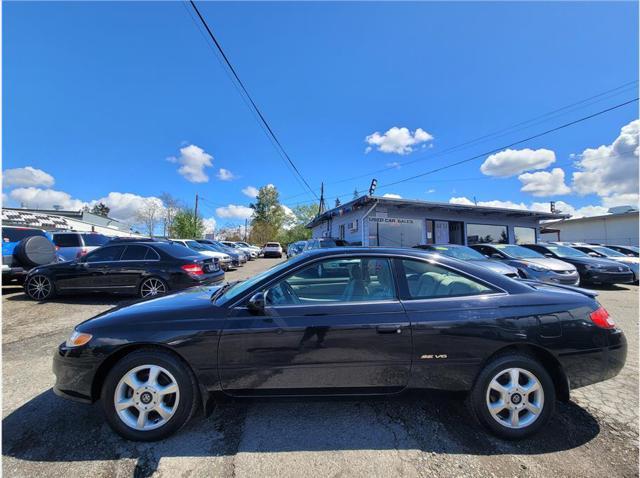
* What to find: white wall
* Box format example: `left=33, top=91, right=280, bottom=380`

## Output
left=59, top=217, right=142, bottom=238
left=541, top=214, right=639, bottom=245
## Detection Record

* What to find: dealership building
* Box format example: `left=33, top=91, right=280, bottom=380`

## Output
left=308, top=196, right=567, bottom=247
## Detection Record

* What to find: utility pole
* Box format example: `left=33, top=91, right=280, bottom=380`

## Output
left=318, top=182, right=326, bottom=216
left=194, top=193, right=199, bottom=237
left=244, top=218, right=248, bottom=241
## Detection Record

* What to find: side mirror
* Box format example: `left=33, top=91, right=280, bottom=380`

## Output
left=588, top=252, right=599, bottom=257
left=247, top=292, right=265, bottom=315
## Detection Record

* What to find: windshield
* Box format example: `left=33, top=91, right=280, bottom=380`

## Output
left=591, top=246, right=626, bottom=257
left=545, top=245, right=588, bottom=258
left=216, top=255, right=307, bottom=304
left=492, top=244, right=544, bottom=259
left=431, top=246, right=486, bottom=260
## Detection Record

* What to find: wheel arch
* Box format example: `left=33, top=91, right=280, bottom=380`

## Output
left=475, top=343, right=570, bottom=402
left=137, top=274, right=171, bottom=293
left=91, top=343, right=210, bottom=413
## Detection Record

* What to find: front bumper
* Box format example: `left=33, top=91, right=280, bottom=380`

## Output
left=583, top=270, right=634, bottom=285
left=2, top=265, right=28, bottom=281
left=526, top=269, right=581, bottom=286
left=52, top=345, right=100, bottom=403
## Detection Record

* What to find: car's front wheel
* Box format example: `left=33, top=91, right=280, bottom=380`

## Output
left=101, top=349, right=199, bottom=441
left=24, top=274, right=56, bottom=301
left=468, top=354, right=555, bottom=439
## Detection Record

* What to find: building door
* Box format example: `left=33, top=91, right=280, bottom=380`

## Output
left=448, top=222, right=464, bottom=245
left=434, top=221, right=449, bottom=243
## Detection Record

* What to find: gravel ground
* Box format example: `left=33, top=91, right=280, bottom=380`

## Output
left=2, top=259, right=638, bottom=478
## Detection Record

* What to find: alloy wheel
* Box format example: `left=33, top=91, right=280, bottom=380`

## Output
left=140, top=278, right=166, bottom=298
left=26, top=275, right=52, bottom=300
left=485, top=367, right=544, bottom=429
left=114, top=364, right=180, bottom=431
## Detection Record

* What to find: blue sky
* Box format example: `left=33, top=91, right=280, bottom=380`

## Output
left=3, top=1, right=639, bottom=231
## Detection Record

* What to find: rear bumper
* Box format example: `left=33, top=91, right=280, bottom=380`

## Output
left=583, top=270, right=634, bottom=284
left=263, top=251, right=282, bottom=258
left=560, top=329, right=627, bottom=390
left=2, top=265, right=27, bottom=281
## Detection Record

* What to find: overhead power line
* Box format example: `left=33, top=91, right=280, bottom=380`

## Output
left=187, top=1, right=318, bottom=200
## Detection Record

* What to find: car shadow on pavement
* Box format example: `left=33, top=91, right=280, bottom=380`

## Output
left=3, top=389, right=601, bottom=477
left=3, top=290, right=136, bottom=307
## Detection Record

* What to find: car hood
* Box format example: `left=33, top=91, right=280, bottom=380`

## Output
left=517, top=257, right=575, bottom=271
left=470, top=259, right=517, bottom=275
left=77, top=284, right=227, bottom=331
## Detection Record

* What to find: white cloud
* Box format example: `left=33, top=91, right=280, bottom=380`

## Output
left=3, top=166, right=55, bottom=188
left=167, top=144, right=214, bottom=183
left=202, top=217, right=217, bottom=234
left=9, top=187, right=86, bottom=210
left=217, top=168, right=235, bottom=181
left=480, top=148, right=556, bottom=177
left=215, top=204, right=254, bottom=220
left=450, top=196, right=609, bottom=219
left=365, top=127, right=434, bottom=155
left=382, top=193, right=402, bottom=199
left=572, top=119, right=639, bottom=197
left=601, top=193, right=639, bottom=209
left=386, top=161, right=401, bottom=169
left=518, top=168, right=571, bottom=197
left=241, top=186, right=259, bottom=198
left=426, top=189, right=436, bottom=194
left=91, top=192, right=163, bottom=224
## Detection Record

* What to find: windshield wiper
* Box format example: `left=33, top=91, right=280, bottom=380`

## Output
left=211, top=280, right=241, bottom=302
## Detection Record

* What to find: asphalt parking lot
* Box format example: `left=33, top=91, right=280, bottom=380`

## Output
left=2, top=259, right=638, bottom=478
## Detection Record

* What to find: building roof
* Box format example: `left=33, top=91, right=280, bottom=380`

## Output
left=307, top=195, right=568, bottom=228
left=2, top=207, right=131, bottom=232
left=542, top=209, right=639, bottom=227
left=2, top=209, right=73, bottom=229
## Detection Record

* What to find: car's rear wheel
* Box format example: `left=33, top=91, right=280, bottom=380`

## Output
left=101, top=349, right=199, bottom=441
left=24, top=274, right=56, bottom=301
left=468, top=354, right=555, bottom=439
left=139, top=277, right=168, bottom=299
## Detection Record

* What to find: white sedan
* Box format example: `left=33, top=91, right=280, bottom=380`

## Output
left=171, top=239, right=232, bottom=270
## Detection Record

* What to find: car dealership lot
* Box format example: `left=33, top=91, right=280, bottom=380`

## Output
left=2, top=258, right=638, bottom=478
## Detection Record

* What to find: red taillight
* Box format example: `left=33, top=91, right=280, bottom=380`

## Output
left=590, top=306, right=615, bottom=329
left=76, top=248, right=88, bottom=258
left=181, top=263, right=204, bottom=276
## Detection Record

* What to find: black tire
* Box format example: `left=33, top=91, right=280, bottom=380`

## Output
left=24, top=274, right=56, bottom=301
left=101, top=349, right=199, bottom=441
left=139, top=277, right=169, bottom=299
left=468, top=354, right=555, bottom=440
left=14, top=236, right=57, bottom=268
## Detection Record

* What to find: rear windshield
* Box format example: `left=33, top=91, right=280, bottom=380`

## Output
left=81, top=234, right=110, bottom=246
left=53, top=233, right=82, bottom=247
left=3, top=227, right=46, bottom=243
left=156, top=243, right=201, bottom=258
left=266, top=242, right=280, bottom=247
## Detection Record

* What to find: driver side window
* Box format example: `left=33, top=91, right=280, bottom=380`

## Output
left=265, top=257, right=396, bottom=306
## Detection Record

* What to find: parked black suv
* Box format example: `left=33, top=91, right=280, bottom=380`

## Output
left=23, top=240, right=224, bottom=301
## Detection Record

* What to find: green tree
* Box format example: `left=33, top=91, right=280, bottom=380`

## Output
left=91, top=202, right=110, bottom=217
left=249, top=185, right=284, bottom=244
left=170, top=208, right=204, bottom=239
left=277, top=204, right=316, bottom=245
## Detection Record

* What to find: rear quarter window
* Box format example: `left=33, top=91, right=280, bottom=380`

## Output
left=81, top=234, right=109, bottom=246
left=53, top=233, right=82, bottom=247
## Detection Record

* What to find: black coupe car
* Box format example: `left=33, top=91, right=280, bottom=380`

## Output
left=24, top=240, right=224, bottom=301
left=53, top=247, right=626, bottom=441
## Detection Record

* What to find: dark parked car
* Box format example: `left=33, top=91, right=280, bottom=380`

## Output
left=603, top=245, right=639, bottom=257
left=53, top=247, right=625, bottom=441
left=571, top=244, right=639, bottom=283
left=24, top=241, right=223, bottom=301
left=414, top=244, right=519, bottom=278
left=521, top=243, right=634, bottom=286
left=197, top=239, right=247, bottom=267
left=2, top=226, right=57, bottom=284
left=286, top=240, right=307, bottom=258
left=470, top=243, right=580, bottom=285
left=303, top=238, right=349, bottom=252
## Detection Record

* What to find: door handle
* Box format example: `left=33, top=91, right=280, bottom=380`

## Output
left=377, top=325, right=403, bottom=334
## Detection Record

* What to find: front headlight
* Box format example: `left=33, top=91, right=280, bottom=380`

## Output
left=526, top=263, right=548, bottom=272
left=65, top=330, right=92, bottom=348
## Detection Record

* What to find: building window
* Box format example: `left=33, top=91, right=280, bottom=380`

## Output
left=514, top=227, right=536, bottom=244
left=467, top=224, right=509, bottom=245
left=339, top=224, right=345, bottom=240
left=368, top=217, right=423, bottom=247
